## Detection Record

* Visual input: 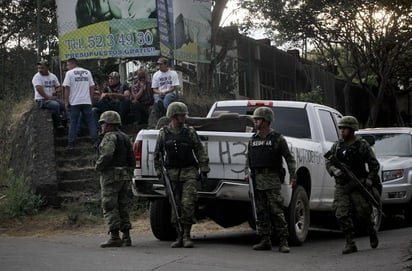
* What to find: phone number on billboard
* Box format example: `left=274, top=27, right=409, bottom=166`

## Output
left=65, top=31, right=154, bottom=50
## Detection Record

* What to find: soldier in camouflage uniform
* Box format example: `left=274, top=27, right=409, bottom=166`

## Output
left=95, top=111, right=135, bottom=248
left=154, top=102, right=210, bottom=248
left=247, top=107, right=296, bottom=253
left=325, top=116, right=380, bottom=254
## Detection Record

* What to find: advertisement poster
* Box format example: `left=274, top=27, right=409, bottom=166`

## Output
left=172, top=0, right=212, bottom=63
left=56, top=0, right=159, bottom=60
left=156, top=0, right=174, bottom=59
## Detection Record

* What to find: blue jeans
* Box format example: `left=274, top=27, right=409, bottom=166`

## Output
left=36, top=99, right=65, bottom=126
left=68, top=104, right=98, bottom=146
left=153, top=92, right=176, bottom=108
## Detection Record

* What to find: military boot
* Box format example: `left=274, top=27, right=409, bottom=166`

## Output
left=183, top=224, right=194, bottom=248
left=369, top=229, right=379, bottom=249
left=100, top=230, right=123, bottom=248
left=121, top=230, right=132, bottom=247
left=278, top=238, right=290, bottom=253
left=252, top=235, right=272, bottom=250
left=342, top=232, right=357, bottom=254
left=171, top=228, right=183, bottom=248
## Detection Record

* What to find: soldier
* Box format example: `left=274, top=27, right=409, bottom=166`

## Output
left=325, top=116, right=380, bottom=254
left=153, top=102, right=209, bottom=248
left=247, top=107, right=296, bottom=253
left=95, top=111, right=135, bottom=248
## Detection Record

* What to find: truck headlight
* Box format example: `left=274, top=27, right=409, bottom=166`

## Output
left=382, top=169, right=404, bottom=182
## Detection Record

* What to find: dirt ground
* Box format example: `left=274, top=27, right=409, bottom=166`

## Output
left=0, top=208, right=251, bottom=238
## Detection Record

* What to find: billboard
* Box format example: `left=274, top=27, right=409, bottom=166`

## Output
left=172, top=0, right=212, bottom=63
left=56, top=0, right=211, bottom=62
left=56, top=0, right=159, bottom=60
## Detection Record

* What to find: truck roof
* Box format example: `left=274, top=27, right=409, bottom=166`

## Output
left=212, top=100, right=339, bottom=112
left=357, top=127, right=412, bottom=135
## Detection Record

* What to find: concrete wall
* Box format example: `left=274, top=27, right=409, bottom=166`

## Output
left=9, top=106, right=59, bottom=206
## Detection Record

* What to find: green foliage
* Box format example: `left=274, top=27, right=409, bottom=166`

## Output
left=0, top=0, right=58, bottom=52
left=241, top=0, right=412, bottom=126
left=0, top=170, right=43, bottom=218
left=296, top=86, right=324, bottom=104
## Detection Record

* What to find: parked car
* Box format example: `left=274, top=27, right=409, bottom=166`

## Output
left=357, top=128, right=412, bottom=224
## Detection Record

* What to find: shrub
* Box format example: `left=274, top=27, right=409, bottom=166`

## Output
left=296, top=85, right=324, bottom=104
left=0, top=170, right=43, bottom=218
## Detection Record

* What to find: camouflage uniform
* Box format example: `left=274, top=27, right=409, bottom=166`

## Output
left=96, top=121, right=135, bottom=247
left=154, top=125, right=209, bottom=226
left=326, top=137, right=380, bottom=236
left=248, top=129, right=296, bottom=248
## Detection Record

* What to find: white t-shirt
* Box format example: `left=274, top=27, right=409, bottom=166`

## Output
left=151, top=69, right=179, bottom=93
left=32, top=72, right=60, bottom=100
left=62, top=67, right=95, bottom=105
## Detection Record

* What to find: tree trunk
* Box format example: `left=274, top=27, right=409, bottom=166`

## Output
left=343, top=81, right=351, bottom=115
left=367, top=81, right=386, bottom=127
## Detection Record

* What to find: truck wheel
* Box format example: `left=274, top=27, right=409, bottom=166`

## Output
left=287, top=186, right=309, bottom=246
left=149, top=199, right=177, bottom=241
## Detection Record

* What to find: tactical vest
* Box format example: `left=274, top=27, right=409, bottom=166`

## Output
left=248, top=132, right=282, bottom=170
left=163, top=127, right=197, bottom=169
left=335, top=140, right=368, bottom=178
left=112, top=131, right=134, bottom=168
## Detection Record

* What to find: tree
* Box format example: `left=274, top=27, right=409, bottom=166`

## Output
left=0, top=0, right=59, bottom=101
left=241, top=0, right=412, bottom=126
left=0, top=0, right=58, bottom=53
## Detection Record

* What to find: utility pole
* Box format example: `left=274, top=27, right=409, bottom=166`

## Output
left=36, top=0, right=41, bottom=59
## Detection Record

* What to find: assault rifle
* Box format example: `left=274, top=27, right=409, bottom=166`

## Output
left=324, top=151, right=382, bottom=214
left=160, top=155, right=182, bottom=234
left=248, top=171, right=259, bottom=234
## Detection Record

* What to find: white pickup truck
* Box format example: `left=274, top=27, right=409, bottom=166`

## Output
left=132, top=100, right=348, bottom=245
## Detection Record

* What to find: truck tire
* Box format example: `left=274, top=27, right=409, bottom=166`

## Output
left=287, top=186, right=309, bottom=246
left=149, top=199, right=177, bottom=241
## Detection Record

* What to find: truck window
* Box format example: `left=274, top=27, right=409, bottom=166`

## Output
left=319, top=109, right=339, bottom=142
left=214, top=106, right=311, bottom=138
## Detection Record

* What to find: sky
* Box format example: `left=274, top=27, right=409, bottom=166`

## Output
left=221, top=1, right=266, bottom=39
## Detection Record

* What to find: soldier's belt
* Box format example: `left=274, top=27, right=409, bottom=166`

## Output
left=253, top=168, right=279, bottom=174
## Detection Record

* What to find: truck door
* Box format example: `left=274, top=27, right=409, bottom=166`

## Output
left=317, top=109, right=341, bottom=209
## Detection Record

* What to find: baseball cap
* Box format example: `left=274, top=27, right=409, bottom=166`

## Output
left=157, top=57, right=169, bottom=65
left=108, top=71, right=120, bottom=79
left=36, top=60, right=49, bottom=66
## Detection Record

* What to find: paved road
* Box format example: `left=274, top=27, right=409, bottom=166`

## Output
left=0, top=227, right=411, bottom=271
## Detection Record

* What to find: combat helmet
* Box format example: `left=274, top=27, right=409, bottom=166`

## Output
left=99, top=110, right=122, bottom=125
left=166, top=102, right=188, bottom=118
left=338, top=116, right=359, bottom=131
left=252, top=107, right=274, bottom=122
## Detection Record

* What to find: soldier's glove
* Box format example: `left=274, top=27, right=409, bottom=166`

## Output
left=200, top=172, right=208, bottom=183
left=330, top=166, right=343, bottom=177
left=365, top=178, right=373, bottom=188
